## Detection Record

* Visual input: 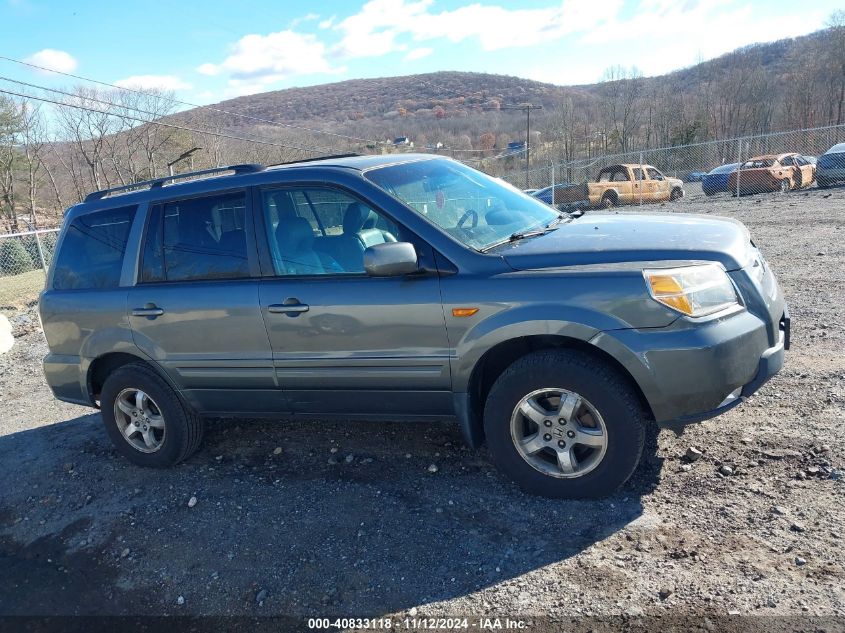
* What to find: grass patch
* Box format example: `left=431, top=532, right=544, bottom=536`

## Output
left=0, top=269, right=46, bottom=310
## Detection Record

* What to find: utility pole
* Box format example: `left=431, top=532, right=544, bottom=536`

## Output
left=167, top=147, right=203, bottom=176
left=502, top=103, right=543, bottom=188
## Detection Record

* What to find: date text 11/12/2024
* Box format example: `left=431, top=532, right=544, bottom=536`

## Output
left=307, top=616, right=529, bottom=630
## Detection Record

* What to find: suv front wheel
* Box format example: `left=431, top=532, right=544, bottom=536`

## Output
left=101, top=362, right=204, bottom=467
left=483, top=350, right=645, bottom=498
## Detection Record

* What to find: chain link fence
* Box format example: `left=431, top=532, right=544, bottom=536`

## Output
left=0, top=228, right=59, bottom=308
left=493, top=123, right=845, bottom=201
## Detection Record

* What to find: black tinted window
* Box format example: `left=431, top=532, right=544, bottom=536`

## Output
left=142, top=192, right=249, bottom=282
left=53, top=206, right=136, bottom=290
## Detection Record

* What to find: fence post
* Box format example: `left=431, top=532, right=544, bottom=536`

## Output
left=639, top=152, right=644, bottom=206
left=736, top=138, right=742, bottom=198
left=33, top=231, right=48, bottom=273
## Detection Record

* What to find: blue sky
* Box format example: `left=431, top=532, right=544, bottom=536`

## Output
left=1, top=0, right=841, bottom=105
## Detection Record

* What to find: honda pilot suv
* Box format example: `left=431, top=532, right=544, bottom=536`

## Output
left=39, top=155, right=789, bottom=498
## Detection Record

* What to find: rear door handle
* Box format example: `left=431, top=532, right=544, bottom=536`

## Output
left=132, top=306, right=165, bottom=318
left=268, top=302, right=309, bottom=315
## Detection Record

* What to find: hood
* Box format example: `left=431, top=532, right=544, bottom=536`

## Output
left=497, top=213, right=753, bottom=272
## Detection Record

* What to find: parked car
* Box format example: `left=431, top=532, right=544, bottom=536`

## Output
left=531, top=183, right=583, bottom=208
left=727, top=153, right=815, bottom=195
left=816, top=143, right=845, bottom=188
left=523, top=188, right=539, bottom=195
left=39, top=155, right=788, bottom=499
left=553, top=164, right=685, bottom=208
left=687, top=172, right=707, bottom=183
left=702, top=163, right=740, bottom=196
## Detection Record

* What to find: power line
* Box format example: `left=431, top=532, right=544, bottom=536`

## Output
left=0, top=54, right=382, bottom=146
left=0, top=86, right=339, bottom=154
left=0, top=55, right=502, bottom=156
left=1, top=75, right=344, bottom=155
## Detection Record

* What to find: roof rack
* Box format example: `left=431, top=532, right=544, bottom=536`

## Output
left=266, top=153, right=360, bottom=168
left=84, top=164, right=265, bottom=202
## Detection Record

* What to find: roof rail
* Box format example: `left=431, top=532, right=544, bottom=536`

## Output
left=84, top=164, right=265, bottom=202
left=266, top=153, right=360, bottom=168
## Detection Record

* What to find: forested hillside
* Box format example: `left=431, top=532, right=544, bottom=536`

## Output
left=1, top=18, right=843, bottom=230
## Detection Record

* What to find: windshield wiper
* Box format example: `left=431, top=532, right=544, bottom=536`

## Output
left=479, top=214, right=569, bottom=253
left=508, top=215, right=567, bottom=242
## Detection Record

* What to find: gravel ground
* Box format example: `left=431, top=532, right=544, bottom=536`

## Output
left=0, top=183, right=843, bottom=628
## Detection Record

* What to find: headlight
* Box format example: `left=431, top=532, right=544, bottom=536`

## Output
left=643, top=264, right=739, bottom=317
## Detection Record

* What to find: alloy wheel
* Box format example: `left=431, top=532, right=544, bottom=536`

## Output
left=114, top=388, right=166, bottom=453
left=510, top=387, right=608, bottom=479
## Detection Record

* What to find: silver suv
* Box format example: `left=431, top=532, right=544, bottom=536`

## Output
left=40, top=155, right=789, bottom=498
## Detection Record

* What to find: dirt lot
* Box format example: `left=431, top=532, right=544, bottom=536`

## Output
left=1, top=183, right=843, bottom=629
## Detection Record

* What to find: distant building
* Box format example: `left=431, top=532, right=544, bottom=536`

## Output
left=501, top=141, right=526, bottom=157
left=393, top=136, right=412, bottom=146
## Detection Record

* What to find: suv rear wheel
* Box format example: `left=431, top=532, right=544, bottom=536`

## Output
left=483, top=350, right=645, bottom=498
left=101, top=362, right=204, bottom=467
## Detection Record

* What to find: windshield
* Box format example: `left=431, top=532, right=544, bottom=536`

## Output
left=818, top=152, right=845, bottom=168
left=365, top=158, right=559, bottom=250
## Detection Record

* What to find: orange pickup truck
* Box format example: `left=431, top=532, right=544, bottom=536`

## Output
left=553, top=164, right=685, bottom=209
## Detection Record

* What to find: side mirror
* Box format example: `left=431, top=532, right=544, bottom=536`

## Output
left=364, top=242, right=419, bottom=277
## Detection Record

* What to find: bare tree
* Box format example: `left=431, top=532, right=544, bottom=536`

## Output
left=599, top=66, right=644, bottom=153
left=18, top=100, right=50, bottom=226
left=0, top=96, right=22, bottom=232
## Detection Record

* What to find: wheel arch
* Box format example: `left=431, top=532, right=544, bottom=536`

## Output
left=87, top=352, right=173, bottom=406
left=457, top=334, right=654, bottom=448
left=602, top=189, right=619, bottom=203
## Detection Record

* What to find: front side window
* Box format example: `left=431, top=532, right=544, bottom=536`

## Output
left=141, top=191, right=249, bottom=283
left=365, top=158, right=558, bottom=251
left=53, top=206, right=136, bottom=290
left=646, top=168, right=664, bottom=180
left=262, top=188, right=400, bottom=275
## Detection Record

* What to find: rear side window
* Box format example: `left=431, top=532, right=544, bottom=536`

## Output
left=141, top=191, right=249, bottom=283
left=52, top=206, right=136, bottom=290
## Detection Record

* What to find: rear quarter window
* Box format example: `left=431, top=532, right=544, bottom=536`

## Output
left=52, top=206, right=137, bottom=290
left=140, top=191, right=249, bottom=283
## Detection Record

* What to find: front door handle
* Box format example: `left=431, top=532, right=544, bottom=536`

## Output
left=132, top=305, right=164, bottom=318
left=268, top=300, right=309, bottom=315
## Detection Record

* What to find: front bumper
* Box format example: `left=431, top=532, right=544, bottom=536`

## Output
left=590, top=304, right=789, bottom=430
left=658, top=308, right=788, bottom=431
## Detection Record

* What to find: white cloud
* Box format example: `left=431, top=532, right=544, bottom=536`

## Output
left=319, top=15, right=336, bottom=29
left=333, top=0, right=621, bottom=58
left=114, top=75, right=192, bottom=91
left=197, top=29, right=341, bottom=87
left=24, top=48, right=77, bottom=73
left=290, top=12, right=320, bottom=28
left=582, top=1, right=830, bottom=76
left=405, top=47, right=433, bottom=61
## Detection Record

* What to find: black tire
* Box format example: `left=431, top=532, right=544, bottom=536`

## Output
left=670, top=187, right=683, bottom=201
left=101, top=362, right=204, bottom=467
left=483, top=350, right=646, bottom=499
left=600, top=192, right=616, bottom=209
left=779, top=178, right=791, bottom=193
